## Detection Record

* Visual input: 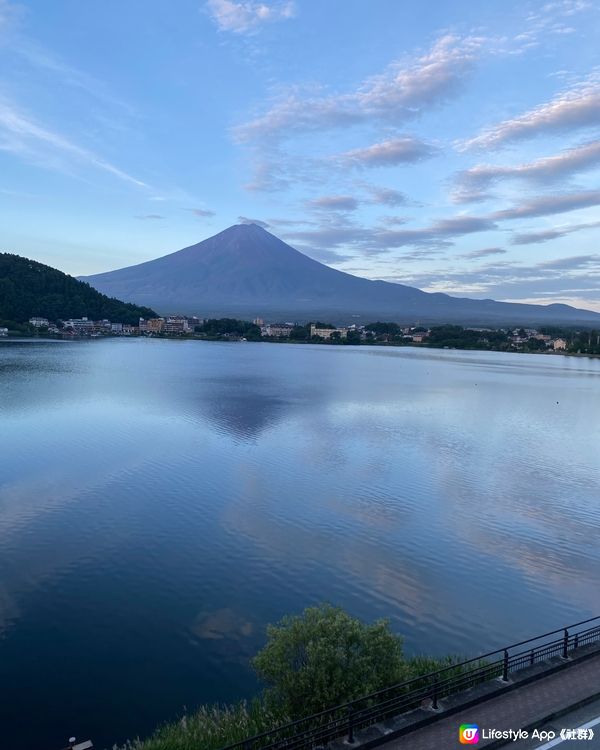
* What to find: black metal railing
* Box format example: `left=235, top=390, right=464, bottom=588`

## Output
left=219, top=615, right=600, bottom=750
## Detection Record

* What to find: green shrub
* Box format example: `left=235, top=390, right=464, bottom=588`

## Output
left=251, top=603, right=406, bottom=718
left=111, top=606, right=485, bottom=750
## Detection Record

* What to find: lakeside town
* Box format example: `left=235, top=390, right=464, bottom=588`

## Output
left=4, top=313, right=600, bottom=356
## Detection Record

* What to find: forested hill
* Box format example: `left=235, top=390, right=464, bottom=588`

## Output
left=0, top=253, right=157, bottom=325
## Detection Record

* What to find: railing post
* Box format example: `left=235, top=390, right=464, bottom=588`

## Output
left=432, top=678, right=439, bottom=710
left=530, top=648, right=535, bottom=666
left=563, top=628, right=569, bottom=659
left=502, top=649, right=509, bottom=681
left=347, top=703, right=355, bottom=744
left=574, top=633, right=579, bottom=650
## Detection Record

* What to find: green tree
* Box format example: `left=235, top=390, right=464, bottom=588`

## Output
left=0, top=253, right=156, bottom=324
left=525, top=337, right=547, bottom=351
left=252, top=604, right=405, bottom=718
left=197, top=318, right=261, bottom=338
left=289, top=325, right=309, bottom=340
left=365, top=321, right=401, bottom=336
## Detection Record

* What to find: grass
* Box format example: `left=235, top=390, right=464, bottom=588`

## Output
left=112, top=699, right=289, bottom=750
left=110, top=654, right=486, bottom=750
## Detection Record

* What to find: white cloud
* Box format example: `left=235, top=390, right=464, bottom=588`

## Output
left=338, top=136, right=437, bottom=168
left=0, top=97, right=147, bottom=188
left=235, top=34, right=482, bottom=142
left=186, top=207, right=216, bottom=217
left=238, top=215, right=269, bottom=227
left=206, top=0, right=295, bottom=34
left=394, top=252, right=600, bottom=311
left=308, top=195, right=359, bottom=212
left=453, top=140, right=600, bottom=201
left=511, top=220, right=600, bottom=244
left=365, top=186, right=408, bottom=207
left=491, top=189, right=600, bottom=220
left=284, top=185, right=600, bottom=257
left=462, top=80, right=600, bottom=150
left=459, top=247, right=507, bottom=259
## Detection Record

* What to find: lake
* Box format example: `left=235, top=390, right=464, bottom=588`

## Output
left=1, top=339, right=599, bottom=750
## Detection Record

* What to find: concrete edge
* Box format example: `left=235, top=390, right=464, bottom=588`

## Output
left=483, top=689, right=600, bottom=749
left=348, top=645, right=600, bottom=749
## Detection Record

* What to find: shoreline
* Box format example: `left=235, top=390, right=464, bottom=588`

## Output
left=3, top=333, right=600, bottom=359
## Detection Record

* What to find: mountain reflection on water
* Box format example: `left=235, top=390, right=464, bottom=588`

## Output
left=1, top=338, right=599, bottom=750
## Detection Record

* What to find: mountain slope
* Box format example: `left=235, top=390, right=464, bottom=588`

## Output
left=0, top=253, right=157, bottom=324
left=79, top=224, right=600, bottom=325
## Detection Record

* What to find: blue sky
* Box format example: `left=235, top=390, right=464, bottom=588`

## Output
left=1, top=0, right=599, bottom=310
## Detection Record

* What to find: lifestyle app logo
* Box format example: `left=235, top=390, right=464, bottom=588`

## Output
left=459, top=724, right=480, bottom=744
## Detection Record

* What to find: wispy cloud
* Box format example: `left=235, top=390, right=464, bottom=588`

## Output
left=307, top=195, right=359, bottom=212
left=206, top=0, right=295, bottom=34
left=135, top=214, right=164, bottom=220
left=375, top=216, right=498, bottom=249
left=238, top=215, right=269, bottom=227
left=453, top=140, right=600, bottom=202
left=267, top=217, right=319, bottom=227
left=185, top=207, right=216, bottom=217
left=300, top=247, right=354, bottom=265
left=0, top=1, right=135, bottom=114
left=337, top=136, right=437, bottom=168
left=282, top=225, right=375, bottom=250
left=459, top=247, right=507, bottom=259
left=236, top=34, right=480, bottom=190
left=284, top=185, right=600, bottom=257
left=365, top=185, right=408, bottom=207
left=391, top=252, right=600, bottom=309
left=523, top=0, right=592, bottom=42
left=235, top=34, right=482, bottom=143
left=13, top=40, right=136, bottom=115
left=0, top=0, right=21, bottom=34
left=491, top=189, right=600, bottom=220
left=378, top=215, right=409, bottom=226
left=512, top=220, right=600, bottom=244
left=536, top=253, right=600, bottom=271
left=0, top=98, right=147, bottom=187
left=462, top=79, right=600, bottom=150
left=282, top=214, right=497, bottom=256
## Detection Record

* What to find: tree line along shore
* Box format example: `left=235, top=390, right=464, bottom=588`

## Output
left=8, top=315, right=600, bottom=357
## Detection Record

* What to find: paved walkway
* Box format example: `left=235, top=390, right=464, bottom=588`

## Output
left=509, top=696, right=600, bottom=748
left=377, top=651, right=600, bottom=749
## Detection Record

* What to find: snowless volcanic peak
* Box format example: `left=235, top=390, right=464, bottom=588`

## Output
left=79, top=223, right=600, bottom=325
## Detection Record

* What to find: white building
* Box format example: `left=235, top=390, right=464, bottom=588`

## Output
left=0, top=327, right=8, bottom=337
left=164, top=316, right=190, bottom=334
left=553, top=338, right=568, bottom=350
left=29, top=317, right=49, bottom=327
left=310, top=324, right=348, bottom=339
left=263, top=323, right=294, bottom=337
left=62, top=317, right=95, bottom=332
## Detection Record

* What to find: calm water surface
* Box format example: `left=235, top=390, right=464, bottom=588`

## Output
left=1, top=339, right=599, bottom=749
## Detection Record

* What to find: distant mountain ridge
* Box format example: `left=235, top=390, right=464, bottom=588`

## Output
left=79, top=224, right=600, bottom=326
left=0, top=253, right=157, bottom=324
